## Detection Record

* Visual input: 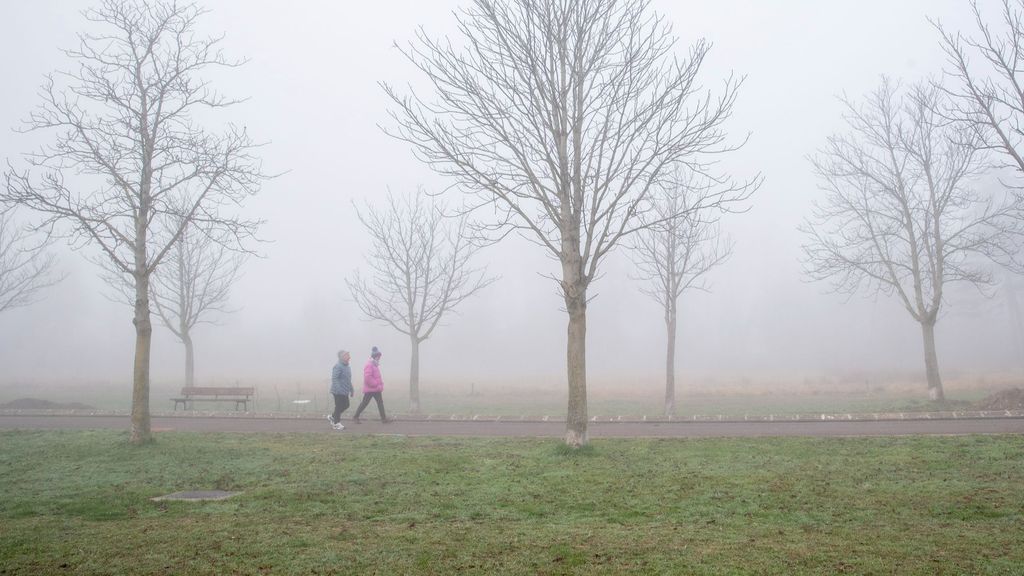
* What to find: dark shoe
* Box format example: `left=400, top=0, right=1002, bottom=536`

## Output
left=381, top=418, right=392, bottom=424
left=353, top=417, right=361, bottom=424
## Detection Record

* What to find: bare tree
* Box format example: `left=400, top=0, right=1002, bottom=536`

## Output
left=935, top=1, right=1024, bottom=361
left=936, top=0, right=1024, bottom=184
left=150, top=216, right=247, bottom=388
left=383, top=0, right=751, bottom=446
left=945, top=259, right=1024, bottom=366
left=802, top=77, right=1020, bottom=402
left=630, top=168, right=746, bottom=417
left=2, top=0, right=267, bottom=444
left=0, top=209, right=61, bottom=314
left=1001, top=272, right=1024, bottom=362
left=347, top=191, right=495, bottom=413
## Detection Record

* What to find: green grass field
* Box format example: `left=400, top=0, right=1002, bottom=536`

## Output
left=413, top=388, right=988, bottom=418
left=1, top=431, right=1023, bottom=574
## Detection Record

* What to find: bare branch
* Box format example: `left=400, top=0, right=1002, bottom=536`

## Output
left=0, top=209, right=63, bottom=314
left=935, top=0, right=1024, bottom=218
left=629, top=165, right=742, bottom=316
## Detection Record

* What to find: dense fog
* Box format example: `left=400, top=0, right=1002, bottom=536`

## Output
left=1, top=0, right=1020, bottom=398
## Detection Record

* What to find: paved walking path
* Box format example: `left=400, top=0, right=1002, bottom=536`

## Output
left=2, top=413, right=1023, bottom=438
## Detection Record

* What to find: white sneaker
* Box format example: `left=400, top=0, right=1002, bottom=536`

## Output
left=327, top=415, right=335, bottom=426
left=333, top=423, right=345, bottom=431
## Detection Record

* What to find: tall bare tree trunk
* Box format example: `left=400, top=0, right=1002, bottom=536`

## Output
left=921, top=320, right=944, bottom=402
left=565, top=296, right=588, bottom=446
left=562, top=216, right=589, bottom=446
left=183, top=329, right=195, bottom=387
left=179, top=242, right=194, bottom=388
left=132, top=128, right=153, bottom=445
left=131, top=270, right=153, bottom=444
left=665, top=303, right=677, bottom=417
left=562, top=248, right=588, bottom=446
left=410, top=335, right=421, bottom=413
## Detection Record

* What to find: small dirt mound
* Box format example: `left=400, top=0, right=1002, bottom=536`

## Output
left=0, top=398, right=96, bottom=410
left=975, top=388, right=1024, bottom=411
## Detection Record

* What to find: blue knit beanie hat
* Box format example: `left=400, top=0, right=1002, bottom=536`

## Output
left=371, top=346, right=382, bottom=358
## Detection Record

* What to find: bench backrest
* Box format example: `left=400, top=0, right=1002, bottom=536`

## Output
left=179, top=386, right=255, bottom=397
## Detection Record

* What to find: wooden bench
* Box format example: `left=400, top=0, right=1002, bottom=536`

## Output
left=172, top=387, right=254, bottom=411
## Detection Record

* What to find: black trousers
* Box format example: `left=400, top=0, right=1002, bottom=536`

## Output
left=332, top=393, right=350, bottom=422
left=354, top=391, right=386, bottom=421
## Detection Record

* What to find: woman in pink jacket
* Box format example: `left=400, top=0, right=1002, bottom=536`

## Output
left=353, top=346, right=389, bottom=423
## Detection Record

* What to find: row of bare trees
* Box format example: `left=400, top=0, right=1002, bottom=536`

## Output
left=1, top=0, right=266, bottom=444
left=2, top=0, right=739, bottom=449
left=8, top=0, right=1024, bottom=448
left=372, top=0, right=1024, bottom=444
left=347, top=170, right=748, bottom=422
left=803, top=0, right=1024, bottom=403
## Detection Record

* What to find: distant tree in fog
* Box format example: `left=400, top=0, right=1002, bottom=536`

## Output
left=150, top=215, right=248, bottom=388
left=629, top=167, right=751, bottom=417
left=939, top=256, right=1024, bottom=369
left=1002, top=273, right=1024, bottom=362
left=2, top=0, right=268, bottom=444
left=0, top=209, right=60, bottom=314
left=802, top=77, right=1021, bottom=402
left=982, top=270, right=1024, bottom=364
left=382, top=0, right=753, bottom=446
left=347, top=191, right=495, bottom=413
left=104, top=212, right=247, bottom=388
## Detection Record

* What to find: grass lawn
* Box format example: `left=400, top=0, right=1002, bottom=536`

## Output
left=412, top=389, right=989, bottom=418
left=1, top=431, right=1022, bottom=575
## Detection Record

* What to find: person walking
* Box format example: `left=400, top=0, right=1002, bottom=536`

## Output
left=327, top=350, right=354, bottom=430
left=353, top=346, right=389, bottom=423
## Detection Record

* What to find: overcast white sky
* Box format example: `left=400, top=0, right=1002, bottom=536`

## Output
left=0, top=0, right=1020, bottom=394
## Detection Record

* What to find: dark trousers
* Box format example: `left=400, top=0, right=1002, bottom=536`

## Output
left=354, top=391, right=386, bottom=421
left=332, top=394, right=350, bottom=422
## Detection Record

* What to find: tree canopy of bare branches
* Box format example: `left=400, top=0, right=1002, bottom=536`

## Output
left=630, top=167, right=748, bottom=416
left=936, top=0, right=1024, bottom=187
left=347, top=191, right=495, bottom=413
left=151, top=216, right=248, bottom=388
left=383, top=0, right=751, bottom=446
left=0, top=209, right=61, bottom=314
left=2, top=0, right=267, bottom=444
left=802, top=77, right=1021, bottom=401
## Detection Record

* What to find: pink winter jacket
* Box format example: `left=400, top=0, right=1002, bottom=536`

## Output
left=363, top=359, right=384, bottom=393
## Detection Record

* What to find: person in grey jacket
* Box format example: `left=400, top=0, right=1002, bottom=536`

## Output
left=328, top=350, right=354, bottom=430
